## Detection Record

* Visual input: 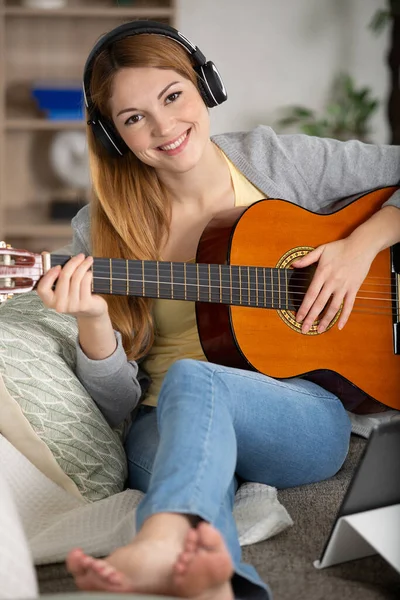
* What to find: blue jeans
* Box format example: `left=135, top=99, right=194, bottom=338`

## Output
left=125, top=359, right=351, bottom=599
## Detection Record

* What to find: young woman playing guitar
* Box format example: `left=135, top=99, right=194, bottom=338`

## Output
left=33, top=20, right=400, bottom=600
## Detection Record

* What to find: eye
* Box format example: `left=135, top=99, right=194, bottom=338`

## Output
left=124, top=114, right=143, bottom=126
left=165, top=91, right=181, bottom=104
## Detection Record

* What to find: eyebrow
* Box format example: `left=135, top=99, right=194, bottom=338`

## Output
left=116, top=81, right=180, bottom=117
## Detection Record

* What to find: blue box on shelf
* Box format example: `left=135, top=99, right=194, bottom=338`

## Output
left=31, top=81, right=85, bottom=120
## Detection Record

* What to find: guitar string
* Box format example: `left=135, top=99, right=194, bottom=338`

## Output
left=10, top=251, right=397, bottom=284
left=6, top=268, right=397, bottom=301
left=15, top=254, right=398, bottom=284
left=23, top=262, right=396, bottom=288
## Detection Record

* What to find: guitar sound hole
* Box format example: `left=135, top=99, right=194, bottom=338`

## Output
left=288, top=266, right=334, bottom=323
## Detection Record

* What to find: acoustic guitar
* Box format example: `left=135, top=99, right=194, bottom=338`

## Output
left=1, top=187, right=399, bottom=414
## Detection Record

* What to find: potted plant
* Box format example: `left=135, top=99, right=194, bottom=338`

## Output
left=276, top=73, right=379, bottom=142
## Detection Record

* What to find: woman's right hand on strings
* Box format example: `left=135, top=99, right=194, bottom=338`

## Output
left=36, top=253, right=109, bottom=320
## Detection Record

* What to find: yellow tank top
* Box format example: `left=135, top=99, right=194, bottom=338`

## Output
left=141, top=150, right=266, bottom=406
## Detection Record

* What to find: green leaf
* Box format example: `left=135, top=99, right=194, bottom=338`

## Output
left=369, top=10, right=391, bottom=34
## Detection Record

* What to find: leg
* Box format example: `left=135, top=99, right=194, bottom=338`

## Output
left=135, top=360, right=350, bottom=598
left=69, top=359, right=351, bottom=598
left=124, top=405, right=159, bottom=492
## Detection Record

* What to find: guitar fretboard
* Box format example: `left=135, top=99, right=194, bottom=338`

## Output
left=51, top=255, right=296, bottom=310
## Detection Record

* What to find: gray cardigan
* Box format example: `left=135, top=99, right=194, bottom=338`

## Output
left=70, top=125, right=400, bottom=427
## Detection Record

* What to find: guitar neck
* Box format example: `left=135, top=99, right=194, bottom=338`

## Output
left=50, top=254, right=294, bottom=309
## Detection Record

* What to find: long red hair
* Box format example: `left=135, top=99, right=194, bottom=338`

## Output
left=87, top=33, right=201, bottom=360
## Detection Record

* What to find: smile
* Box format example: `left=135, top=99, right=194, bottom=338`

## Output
left=158, top=129, right=190, bottom=152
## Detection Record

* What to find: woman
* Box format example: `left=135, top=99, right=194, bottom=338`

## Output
left=37, top=20, right=400, bottom=599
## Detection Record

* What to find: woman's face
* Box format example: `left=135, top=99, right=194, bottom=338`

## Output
left=109, top=66, right=210, bottom=174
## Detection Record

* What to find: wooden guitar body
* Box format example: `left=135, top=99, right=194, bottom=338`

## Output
left=196, top=188, right=400, bottom=413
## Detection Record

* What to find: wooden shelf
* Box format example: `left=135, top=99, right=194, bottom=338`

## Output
left=0, top=1, right=176, bottom=244
left=3, top=6, right=173, bottom=18
left=5, top=118, right=86, bottom=131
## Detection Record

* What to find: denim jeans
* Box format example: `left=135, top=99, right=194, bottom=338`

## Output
left=125, top=359, right=352, bottom=599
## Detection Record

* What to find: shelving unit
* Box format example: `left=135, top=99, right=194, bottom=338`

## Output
left=0, top=0, right=176, bottom=252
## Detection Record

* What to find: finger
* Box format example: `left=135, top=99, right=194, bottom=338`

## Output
left=80, top=269, right=94, bottom=306
left=316, top=292, right=344, bottom=333
left=69, top=257, right=93, bottom=311
left=36, top=265, right=62, bottom=305
left=53, top=254, right=86, bottom=310
left=296, top=274, right=325, bottom=323
left=301, top=286, right=333, bottom=333
left=337, top=292, right=356, bottom=330
left=291, top=246, right=324, bottom=268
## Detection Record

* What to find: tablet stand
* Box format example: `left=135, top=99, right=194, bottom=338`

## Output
left=314, top=503, right=400, bottom=573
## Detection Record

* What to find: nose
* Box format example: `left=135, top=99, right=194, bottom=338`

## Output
left=151, top=110, right=176, bottom=139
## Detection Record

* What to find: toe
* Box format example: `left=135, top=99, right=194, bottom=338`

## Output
left=66, top=548, right=88, bottom=576
left=197, top=522, right=223, bottom=550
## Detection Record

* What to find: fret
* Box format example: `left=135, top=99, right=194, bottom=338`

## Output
left=157, top=261, right=160, bottom=298
left=239, top=265, right=242, bottom=305
left=230, top=265, right=239, bottom=306
left=270, top=268, right=274, bottom=308
left=219, top=264, right=222, bottom=303
left=263, top=267, right=266, bottom=308
left=172, top=262, right=185, bottom=301
left=198, top=264, right=209, bottom=302
left=247, top=266, right=251, bottom=305
left=221, top=264, right=231, bottom=306
left=208, top=263, right=211, bottom=303
left=109, top=259, right=112, bottom=294
left=272, top=268, right=279, bottom=308
left=158, top=261, right=172, bottom=298
left=279, top=268, right=286, bottom=309
left=126, top=260, right=129, bottom=295
left=255, top=267, right=259, bottom=307
left=170, top=262, right=173, bottom=299
left=209, top=264, right=221, bottom=303
left=185, top=263, right=198, bottom=301
left=143, top=261, right=158, bottom=299
left=184, top=262, right=187, bottom=300
left=285, top=268, right=288, bottom=310
left=196, top=263, right=200, bottom=301
left=278, top=268, right=281, bottom=308
left=248, top=266, right=257, bottom=307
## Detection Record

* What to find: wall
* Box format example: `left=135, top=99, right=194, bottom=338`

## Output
left=177, top=0, right=390, bottom=143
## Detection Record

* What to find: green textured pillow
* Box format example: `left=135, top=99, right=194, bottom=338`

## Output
left=0, top=292, right=127, bottom=501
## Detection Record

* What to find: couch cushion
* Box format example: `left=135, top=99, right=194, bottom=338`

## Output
left=0, top=292, right=127, bottom=501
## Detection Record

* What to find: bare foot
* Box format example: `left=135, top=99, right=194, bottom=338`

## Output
left=67, top=538, right=179, bottom=594
left=173, top=522, right=234, bottom=599
left=66, top=521, right=234, bottom=599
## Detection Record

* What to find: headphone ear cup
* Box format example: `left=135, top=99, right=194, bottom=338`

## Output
left=196, top=61, right=227, bottom=108
left=89, top=113, right=130, bottom=157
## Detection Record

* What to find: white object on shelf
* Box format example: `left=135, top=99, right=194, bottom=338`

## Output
left=22, top=0, right=67, bottom=8
left=50, top=130, right=90, bottom=190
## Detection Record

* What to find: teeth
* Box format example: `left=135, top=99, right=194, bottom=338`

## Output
left=160, top=131, right=188, bottom=151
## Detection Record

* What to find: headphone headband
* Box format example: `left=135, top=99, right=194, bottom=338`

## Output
left=83, top=20, right=227, bottom=157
